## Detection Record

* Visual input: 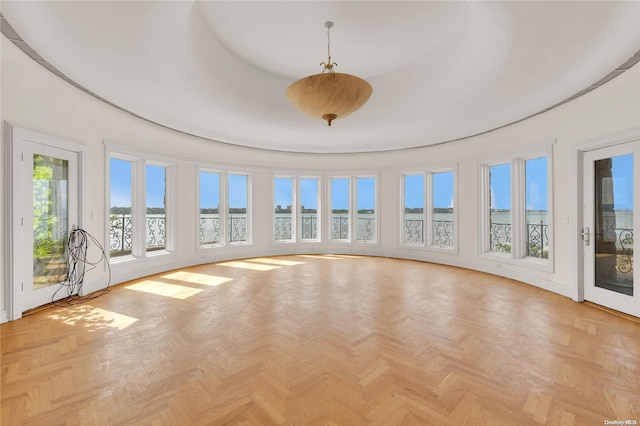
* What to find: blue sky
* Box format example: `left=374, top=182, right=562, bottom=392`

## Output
left=612, top=154, right=634, bottom=210
left=405, top=172, right=454, bottom=209
left=112, top=156, right=634, bottom=212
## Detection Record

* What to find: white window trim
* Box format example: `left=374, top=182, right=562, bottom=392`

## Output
left=273, top=175, right=296, bottom=244
left=427, top=166, right=458, bottom=253
left=228, top=172, right=252, bottom=246
left=478, top=142, right=555, bottom=272
left=398, top=165, right=458, bottom=253
left=328, top=176, right=352, bottom=243
left=298, top=176, right=322, bottom=243
left=400, top=172, right=426, bottom=247
left=197, top=167, right=225, bottom=250
left=353, top=174, right=379, bottom=245
left=106, top=148, right=176, bottom=263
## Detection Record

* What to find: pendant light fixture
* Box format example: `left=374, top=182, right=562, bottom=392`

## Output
left=286, top=21, right=373, bottom=127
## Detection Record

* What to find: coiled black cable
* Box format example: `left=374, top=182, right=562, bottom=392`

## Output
left=52, top=228, right=111, bottom=306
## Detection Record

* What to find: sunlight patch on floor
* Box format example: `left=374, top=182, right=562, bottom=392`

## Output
left=245, top=258, right=305, bottom=266
left=161, top=271, right=233, bottom=287
left=217, top=261, right=280, bottom=271
left=125, top=280, right=203, bottom=299
left=296, top=255, right=343, bottom=260
left=48, top=305, right=138, bottom=331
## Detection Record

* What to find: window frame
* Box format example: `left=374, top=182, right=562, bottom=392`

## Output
left=107, top=148, right=176, bottom=264
left=196, top=166, right=253, bottom=250
left=198, top=168, right=225, bottom=248
left=227, top=171, right=252, bottom=246
left=273, top=175, right=296, bottom=243
left=354, top=175, right=379, bottom=244
left=479, top=143, right=554, bottom=271
left=298, top=176, right=321, bottom=243
left=399, top=165, right=458, bottom=252
left=329, top=176, right=352, bottom=243
left=427, top=166, right=458, bottom=253
left=400, top=172, right=426, bottom=247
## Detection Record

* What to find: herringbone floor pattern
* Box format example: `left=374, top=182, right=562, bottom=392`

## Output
left=1, top=255, right=639, bottom=425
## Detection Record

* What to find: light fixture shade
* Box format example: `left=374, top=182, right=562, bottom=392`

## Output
left=286, top=72, right=373, bottom=125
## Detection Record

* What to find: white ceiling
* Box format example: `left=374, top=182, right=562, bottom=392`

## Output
left=2, top=1, right=640, bottom=153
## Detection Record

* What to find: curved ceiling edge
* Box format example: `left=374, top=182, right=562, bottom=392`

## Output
left=2, top=12, right=639, bottom=155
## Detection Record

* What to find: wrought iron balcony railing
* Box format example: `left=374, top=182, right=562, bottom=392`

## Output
left=109, top=214, right=165, bottom=257
left=272, top=215, right=376, bottom=241
left=490, top=222, right=550, bottom=258
left=110, top=214, right=631, bottom=276
left=403, top=220, right=454, bottom=247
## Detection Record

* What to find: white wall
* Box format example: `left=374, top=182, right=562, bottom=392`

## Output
left=2, top=33, right=639, bottom=321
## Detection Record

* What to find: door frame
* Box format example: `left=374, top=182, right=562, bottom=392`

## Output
left=4, top=123, right=86, bottom=321
left=574, top=126, right=640, bottom=305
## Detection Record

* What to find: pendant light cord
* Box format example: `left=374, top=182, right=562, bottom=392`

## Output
left=321, top=21, right=337, bottom=73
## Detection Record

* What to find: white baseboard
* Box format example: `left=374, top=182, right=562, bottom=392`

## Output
left=392, top=250, right=573, bottom=299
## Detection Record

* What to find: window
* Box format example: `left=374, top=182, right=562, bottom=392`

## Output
left=431, top=171, right=454, bottom=248
left=330, top=177, right=350, bottom=241
left=146, top=164, right=167, bottom=252
left=227, top=174, right=249, bottom=243
left=299, top=177, right=320, bottom=241
left=525, top=157, right=549, bottom=258
left=274, top=177, right=294, bottom=242
left=401, top=169, right=456, bottom=250
left=228, top=173, right=250, bottom=243
left=199, top=171, right=221, bottom=246
left=356, top=177, right=376, bottom=241
left=108, top=153, right=174, bottom=261
left=109, top=158, right=132, bottom=257
left=489, top=163, right=511, bottom=254
left=271, top=175, right=321, bottom=243
left=198, top=169, right=252, bottom=247
left=480, top=145, right=553, bottom=266
left=403, top=174, right=425, bottom=244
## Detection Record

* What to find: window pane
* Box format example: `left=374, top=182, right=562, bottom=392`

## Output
left=433, top=172, right=454, bottom=248
left=490, top=164, right=511, bottom=253
left=33, top=155, right=68, bottom=288
left=594, top=154, right=634, bottom=295
left=403, top=174, right=424, bottom=244
left=274, top=177, right=293, bottom=241
left=356, top=177, right=376, bottom=241
left=300, top=178, right=319, bottom=240
left=109, top=158, right=132, bottom=257
left=525, top=157, right=549, bottom=258
left=146, top=165, right=166, bottom=251
left=331, top=178, right=350, bottom=240
left=228, top=174, right=248, bottom=242
left=200, top=171, right=221, bottom=245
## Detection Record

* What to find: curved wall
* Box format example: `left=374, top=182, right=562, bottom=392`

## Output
left=2, top=33, right=640, bottom=321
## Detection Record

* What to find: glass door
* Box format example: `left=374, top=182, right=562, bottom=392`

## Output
left=20, top=141, right=78, bottom=313
left=583, top=142, right=638, bottom=317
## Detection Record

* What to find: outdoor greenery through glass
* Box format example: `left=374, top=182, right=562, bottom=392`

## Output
left=33, top=154, right=69, bottom=288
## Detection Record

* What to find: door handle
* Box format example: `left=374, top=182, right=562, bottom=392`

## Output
left=581, top=227, right=590, bottom=246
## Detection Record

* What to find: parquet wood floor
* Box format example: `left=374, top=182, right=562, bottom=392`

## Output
left=2, top=255, right=639, bottom=425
